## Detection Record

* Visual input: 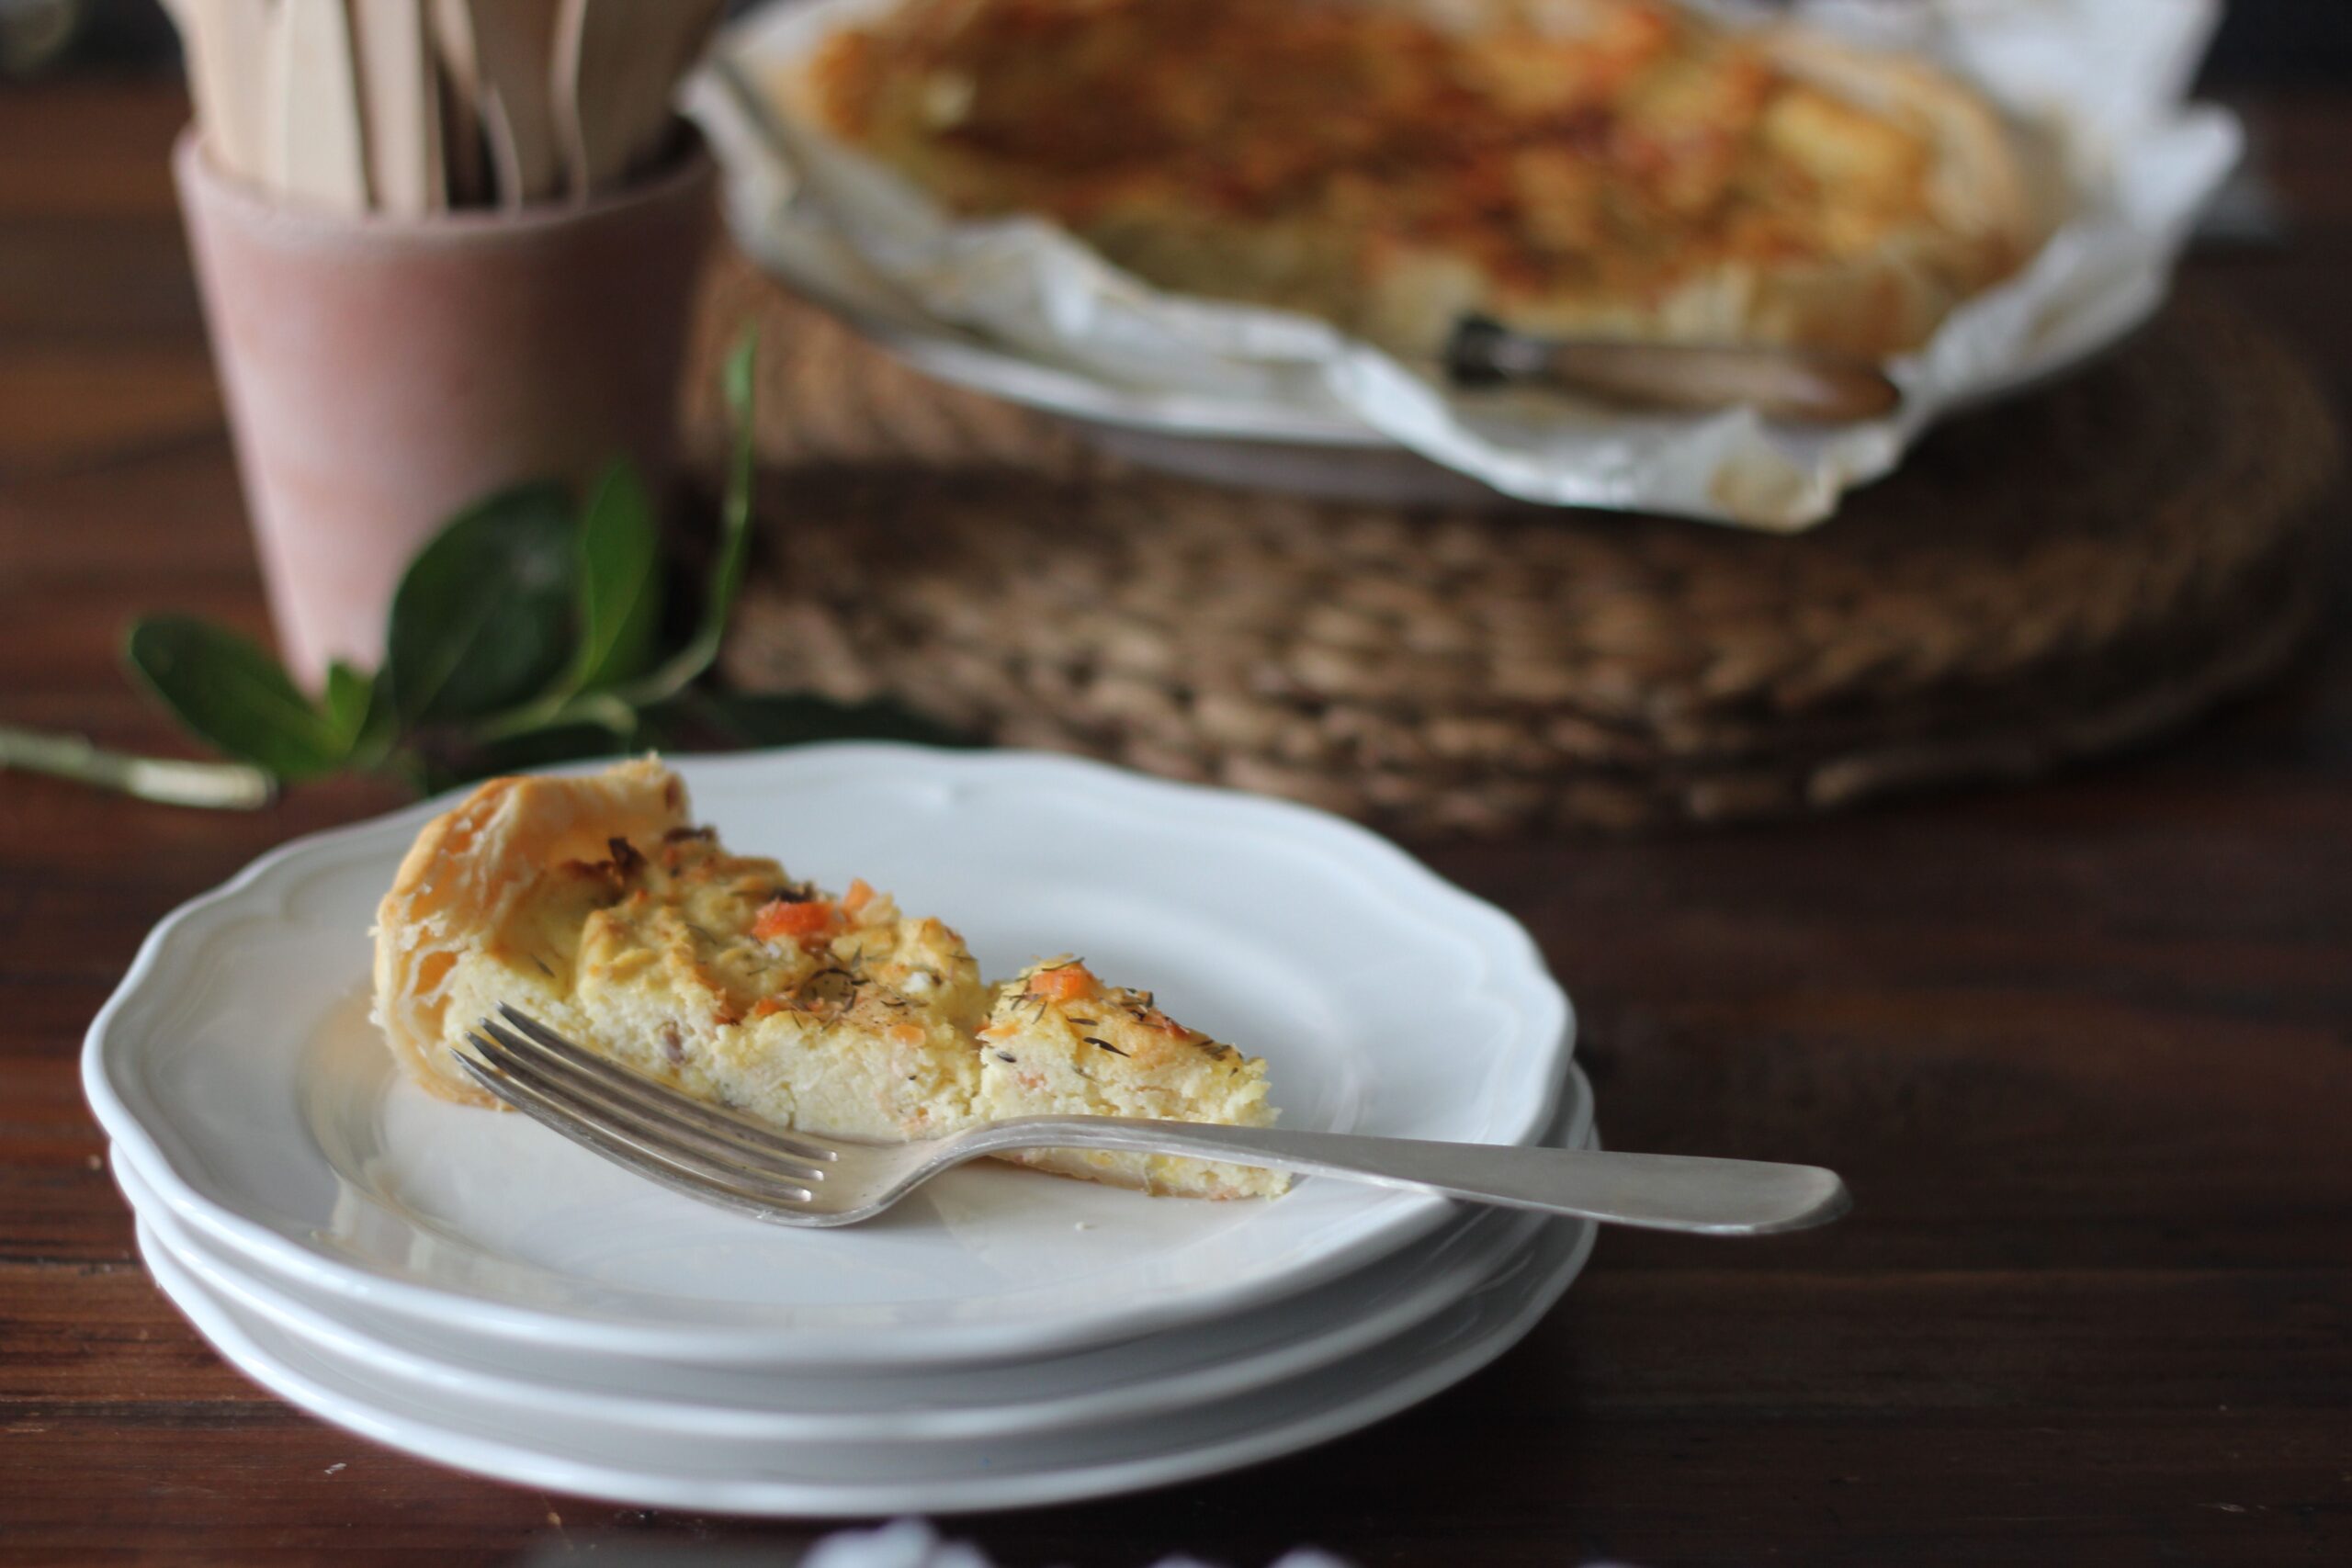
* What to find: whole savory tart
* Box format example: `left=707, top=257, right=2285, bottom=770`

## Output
left=372, top=760, right=1283, bottom=1200
left=802, top=0, right=2038, bottom=358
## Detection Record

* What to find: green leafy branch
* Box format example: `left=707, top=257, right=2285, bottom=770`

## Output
left=4, top=334, right=958, bottom=809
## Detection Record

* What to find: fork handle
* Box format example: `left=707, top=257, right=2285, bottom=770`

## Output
left=1444, top=314, right=1902, bottom=423
left=955, top=1119, right=1849, bottom=1235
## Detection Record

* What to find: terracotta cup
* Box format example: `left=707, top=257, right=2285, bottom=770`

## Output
left=174, top=131, right=716, bottom=686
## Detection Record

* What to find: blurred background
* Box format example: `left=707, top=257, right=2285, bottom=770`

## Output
left=4, top=4, right=2346, bottom=1562
left=6, top=0, right=2350, bottom=85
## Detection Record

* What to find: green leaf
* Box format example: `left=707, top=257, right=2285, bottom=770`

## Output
left=322, top=660, right=372, bottom=748
left=724, top=325, right=757, bottom=417
left=569, top=460, right=664, bottom=693
left=668, top=692, right=971, bottom=751
left=324, top=659, right=402, bottom=770
left=618, top=331, right=758, bottom=707
left=385, top=482, right=579, bottom=726
left=123, top=616, right=347, bottom=780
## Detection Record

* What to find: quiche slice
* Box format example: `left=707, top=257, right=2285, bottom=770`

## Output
left=371, top=759, right=1283, bottom=1199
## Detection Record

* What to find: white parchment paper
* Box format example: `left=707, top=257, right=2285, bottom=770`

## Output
left=701, top=0, right=2238, bottom=529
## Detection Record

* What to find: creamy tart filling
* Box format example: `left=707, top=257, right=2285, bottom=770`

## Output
left=801, top=0, right=2035, bottom=359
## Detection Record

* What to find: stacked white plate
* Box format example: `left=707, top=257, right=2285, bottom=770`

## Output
left=85, top=747, right=1589, bottom=1515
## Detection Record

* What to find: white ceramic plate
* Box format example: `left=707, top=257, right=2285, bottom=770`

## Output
left=85, top=747, right=1571, bottom=1368
left=133, top=1197, right=1595, bottom=1517
left=113, top=1067, right=1588, bottom=1444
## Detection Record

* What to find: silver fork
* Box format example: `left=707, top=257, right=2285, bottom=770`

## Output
left=461, top=1005, right=1849, bottom=1234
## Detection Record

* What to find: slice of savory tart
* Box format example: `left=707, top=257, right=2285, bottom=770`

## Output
left=976, top=957, right=1287, bottom=1199
left=372, top=759, right=1283, bottom=1198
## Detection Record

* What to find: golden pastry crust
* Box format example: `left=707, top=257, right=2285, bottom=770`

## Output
left=372, top=757, right=689, bottom=1106
left=804, top=0, right=2041, bottom=359
left=372, top=761, right=989, bottom=1139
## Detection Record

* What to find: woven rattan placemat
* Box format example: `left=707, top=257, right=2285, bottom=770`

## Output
left=694, top=255, right=2341, bottom=833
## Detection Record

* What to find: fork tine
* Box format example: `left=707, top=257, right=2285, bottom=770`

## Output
left=491, top=1005, right=839, bottom=1167
left=470, top=1020, right=831, bottom=1187
left=457, top=1049, right=825, bottom=1224
left=468, top=1021, right=831, bottom=1187
left=463, top=1030, right=822, bottom=1205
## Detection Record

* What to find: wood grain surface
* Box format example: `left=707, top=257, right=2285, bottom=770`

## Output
left=2, top=79, right=2347, bottom=1568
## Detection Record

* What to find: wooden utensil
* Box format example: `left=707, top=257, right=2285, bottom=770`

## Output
left=169, top=0, right=718, bottom=214
left=270, top=0, right=370, bottom=215
left=552, top=0, right=639, bottom=197
left=160, top=0, right=276, bottom=185
left=351, top=0, right=443, bottom=216
left=428, top=0, right=489, bottom=207
left=464, top=0, right=565, bottom=206
left=557, top=0, right=727, bottom=199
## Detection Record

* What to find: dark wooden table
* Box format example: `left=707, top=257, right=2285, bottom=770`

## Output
left=4, top=78, right=2347, bottom=1568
